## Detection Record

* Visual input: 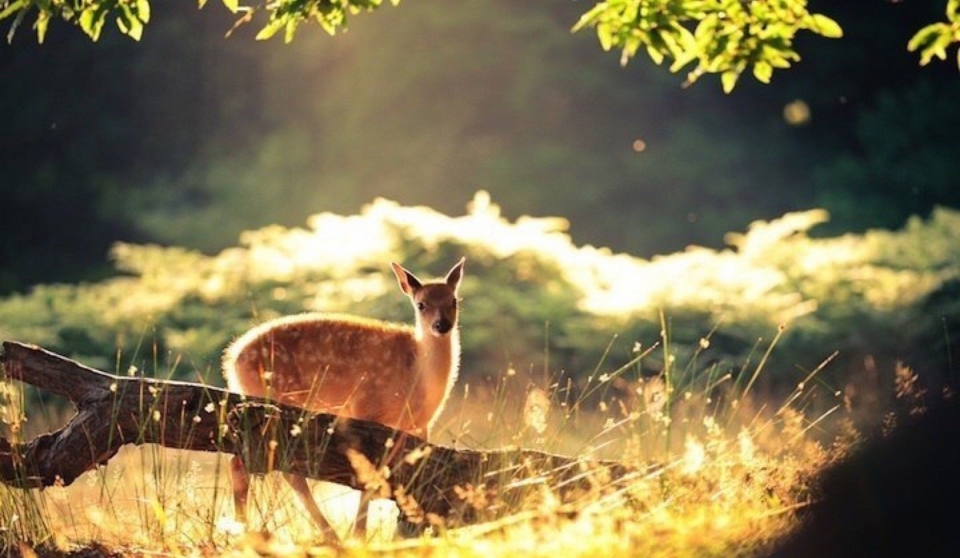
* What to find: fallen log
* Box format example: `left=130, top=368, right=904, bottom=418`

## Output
left=0, top=341, right=633, bottom=528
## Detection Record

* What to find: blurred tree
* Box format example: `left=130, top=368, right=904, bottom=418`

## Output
left=104, top=0, right=810, bottom=257
left=812, top=80, right=960, bottom=233
left=0, top=3, right=259, bottom=292
left=0, top=0, right=957, bottom=295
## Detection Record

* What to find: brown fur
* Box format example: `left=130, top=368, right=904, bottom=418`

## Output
left=222, top=259, right=465, bottom=541
left=224, top=313, right=450, bottom=435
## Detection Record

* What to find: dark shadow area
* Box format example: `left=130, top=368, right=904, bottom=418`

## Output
left=765, top=397, right=960, bottom=558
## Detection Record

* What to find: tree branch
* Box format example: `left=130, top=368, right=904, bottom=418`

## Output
left=0, top=341, right=633, bottom=527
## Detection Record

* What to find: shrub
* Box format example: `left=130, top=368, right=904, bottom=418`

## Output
left=0, top=192, right=957, bottom=402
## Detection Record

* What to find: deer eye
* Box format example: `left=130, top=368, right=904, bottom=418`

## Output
left=416, top=302, right=426, bottom=311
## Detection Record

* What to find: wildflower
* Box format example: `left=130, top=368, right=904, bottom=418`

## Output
left=682, top=436, right=706, bottom=474
left=642, top=376, right=667, bottom=415
left=738, top=429, right=756, bottom=463
left=523, top=387, right=551, bottom=435
left=404, top=446, right=432, bottom=465
left=894, top=361, right=922, bottom=400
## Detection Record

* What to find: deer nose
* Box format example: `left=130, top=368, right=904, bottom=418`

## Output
left=433, top=319, right=453, bottom=335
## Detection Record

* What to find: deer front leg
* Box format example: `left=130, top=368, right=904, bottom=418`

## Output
left=352, top=490, right=374, bottom=540
left=229, top=455, right=251, bottom=525
left=283, top=473, right=343, bottom=544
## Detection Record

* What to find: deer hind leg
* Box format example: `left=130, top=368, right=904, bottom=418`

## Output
left=229, top=455, right=251, bottom=525
left=283, top=473, right=342, bottom=543
left=352, top=430, right=416, bottom=540
left=353, top=494, right=416, bottom=541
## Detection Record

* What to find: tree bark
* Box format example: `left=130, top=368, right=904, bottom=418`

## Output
left=0, top=341, right=633, bottom=528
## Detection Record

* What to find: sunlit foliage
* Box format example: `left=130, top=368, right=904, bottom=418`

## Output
left=0, top=0, right=398, bottom=43
left=0, top=193, right=956, bottom=400
left=3, top=0, right=958, bottom=90
left=908, top=0, right=960, bottom=69
left=572, top=0, right=842, bottom=92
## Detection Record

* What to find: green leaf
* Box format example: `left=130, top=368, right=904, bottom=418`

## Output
left=660, top=28, right=682, bottom=58
left=284, top=19, right=297, bottom=43
left=753, top=60, right=772, bottom=83
left=255, top=18, right=284, bottom=40
left=126, top=17, right=144, bottom=40
left=620, top=35, right=640, bottom=66
left=315, top=12, right=337, bottom=34
left=571, top=4, right=606, bottom=33
left=137, top=0, right=151, bottom=23
left=721, top=70, right=739, bottom=93
left=34, top=11, right=49, bottom=43
left=646, top=44, right=665, bottom=65
left=920, top=31, right=954, bottom=64
left=597, top=22, right=614, bottom=51
left=222, top=0, right=239, bottom=14
left=908, top=23, right=946, bottom=53
left=948, top=0, right=959, bottom=21
left=79, top=7, right=106, bottom=41
left=809, top=14, right=842, bottom=38
left=668, top=49, right=697, bottom=73
left=117, top=4, right=144, bottom=40
left=5, top=4, right=26, bottom=43
left=0, top=0, right=26, bottom=22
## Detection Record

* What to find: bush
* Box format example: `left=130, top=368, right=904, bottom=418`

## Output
left=1, top=193, right=957, bottom=400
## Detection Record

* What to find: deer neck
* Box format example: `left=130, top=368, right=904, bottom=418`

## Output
left=414, top=323, right=460, bottom=409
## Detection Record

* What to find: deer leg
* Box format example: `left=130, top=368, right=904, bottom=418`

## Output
left=229, top=455, right=250, bottom=525
left=283, top=473, right=342, bottom=543
left=352, top=490, right=374, bottom=540
left=353, top=430, right=412, bottom=540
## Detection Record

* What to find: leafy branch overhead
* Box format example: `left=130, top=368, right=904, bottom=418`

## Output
left=572, top=0, right=843, bottom=93
left=0, top=0, right=958, bottom=91
left=907, top=0, right=960, bottom=69
left=0, top=0, right=399, bottom=44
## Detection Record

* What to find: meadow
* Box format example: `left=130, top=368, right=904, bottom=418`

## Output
left=1, top=192, right=957, bottom=556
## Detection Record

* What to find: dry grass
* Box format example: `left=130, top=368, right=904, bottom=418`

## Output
left=1, top=342, right=856, bottom=558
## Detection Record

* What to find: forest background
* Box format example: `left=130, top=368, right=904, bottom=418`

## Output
left=1, top=0, right=959, bottom=410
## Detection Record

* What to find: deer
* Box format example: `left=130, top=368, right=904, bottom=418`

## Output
left=222, top=258, right=464, bottom=543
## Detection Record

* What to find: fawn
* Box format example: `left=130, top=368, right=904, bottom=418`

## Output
left=222, top=258, right=465, bottom=542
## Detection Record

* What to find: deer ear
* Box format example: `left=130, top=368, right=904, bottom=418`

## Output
left=445, top=257, right=465, bottom=291
left=391, top=262, right=423, bottom=295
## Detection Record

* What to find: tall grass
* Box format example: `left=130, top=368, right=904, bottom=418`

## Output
left=2, top=321, right=860, bottom=557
